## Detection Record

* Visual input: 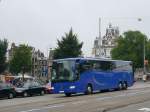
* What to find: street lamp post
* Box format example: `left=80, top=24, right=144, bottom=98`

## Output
left=143, top=37, right=146, bottom=74
left=137, top=18, right=146, bottom=75
left=48, top=48, right=53, bottom=82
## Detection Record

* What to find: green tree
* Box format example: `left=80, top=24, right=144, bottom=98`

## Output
left=53, top=28, right=83, bottom=59
left=146, top=39, right=150, bottom=61
left=111, top=31, right=150, bottom=69
left=0, top=39, right=8, bottom=74
left=9, top=44, right=32, bottom=74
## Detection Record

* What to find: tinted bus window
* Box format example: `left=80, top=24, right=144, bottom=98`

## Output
left=79, top=61, right=93, bottom=73
left=80, top=60, right=114, bottom=72
left=113, top=61, right=132, bottom=71
left=99, top=61, right=113, bottom=71
left=51, top=60, right=76, bottom=82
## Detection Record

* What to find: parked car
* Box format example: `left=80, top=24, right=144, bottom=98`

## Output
left=15, top=81, right=46, bottom=97
left=12, top=75, right=34, bottom=86
left=0, top=82, right=16, bottom=99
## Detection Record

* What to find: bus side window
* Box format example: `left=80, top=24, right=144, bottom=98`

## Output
left=80, top=61, right=92, bottom=73
left=100, top=61, right=113, bottom=71
left=110, top=62, right=116, bottom=71
left=82, top=64, right=91, bottom=70
left=93, top=62, right=101, bottom=70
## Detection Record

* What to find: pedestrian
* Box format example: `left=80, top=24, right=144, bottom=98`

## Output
left=143, top=74, right=147, bottom=82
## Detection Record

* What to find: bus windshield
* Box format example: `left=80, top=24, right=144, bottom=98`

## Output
left=51, top=60, right=76, bottom=82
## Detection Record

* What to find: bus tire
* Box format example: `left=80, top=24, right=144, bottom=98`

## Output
left=85, top=84, right=93, bottom=95
left=118, top=82, right=123, bottom=90
left=123, top=82, right=127, bottom=90
left=65, top=93, right=71, bottom=97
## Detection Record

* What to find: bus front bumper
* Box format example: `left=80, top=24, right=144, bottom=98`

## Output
left=51, top=85, right=77, bottom=94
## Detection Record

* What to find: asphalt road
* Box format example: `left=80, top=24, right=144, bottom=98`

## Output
left=108, top=100, right=150, bottom=112
left=1, top=81, right=150, bottom=112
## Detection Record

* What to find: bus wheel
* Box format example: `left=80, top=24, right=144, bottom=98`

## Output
left=123, top=82, right=127, bottom=90
left=65, top=93, right=71, bottom=97
left=85, top=84, right=93, bottom=95
left=118, top=82, right=123, bottom=90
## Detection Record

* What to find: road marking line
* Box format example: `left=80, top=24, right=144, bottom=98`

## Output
left=43, top=104, right=65, bottom=109
left=72, top=100, right=86, bottom=105
left=97, top=96, right=113, bottom=100
left=20, top=109, right=41, bottom=112
left=138, top=108, right=150, bottom=111
left=19, top=104, right=64, bottom=112
left=113, top=94, right=126, bottom=97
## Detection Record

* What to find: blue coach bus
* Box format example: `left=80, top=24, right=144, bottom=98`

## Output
left=51, top=58, right=134, bottom=96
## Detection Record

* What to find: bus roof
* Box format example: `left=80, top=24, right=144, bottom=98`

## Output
left=53, top=57, right=132, bottom=63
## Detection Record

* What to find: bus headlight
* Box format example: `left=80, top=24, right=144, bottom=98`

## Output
left=70, top=86, right=75, bottom=89
left=51, top=87, right=54, bottom=90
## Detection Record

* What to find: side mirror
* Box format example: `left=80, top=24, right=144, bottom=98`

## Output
left=75, top=70, right=80, bottom=80
left=75, top=63, right=81, bottom=80
left=77, top=73, right=80, bottom=80
left=76, top=63, right=80, bottom=70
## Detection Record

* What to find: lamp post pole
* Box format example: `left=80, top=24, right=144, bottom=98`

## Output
left=143, top=37, right=146, bottom=74
left=137, top=18, right=146, bottom=75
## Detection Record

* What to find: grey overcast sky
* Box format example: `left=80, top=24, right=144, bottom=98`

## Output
left=0, top=0, right=150, bottom=57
